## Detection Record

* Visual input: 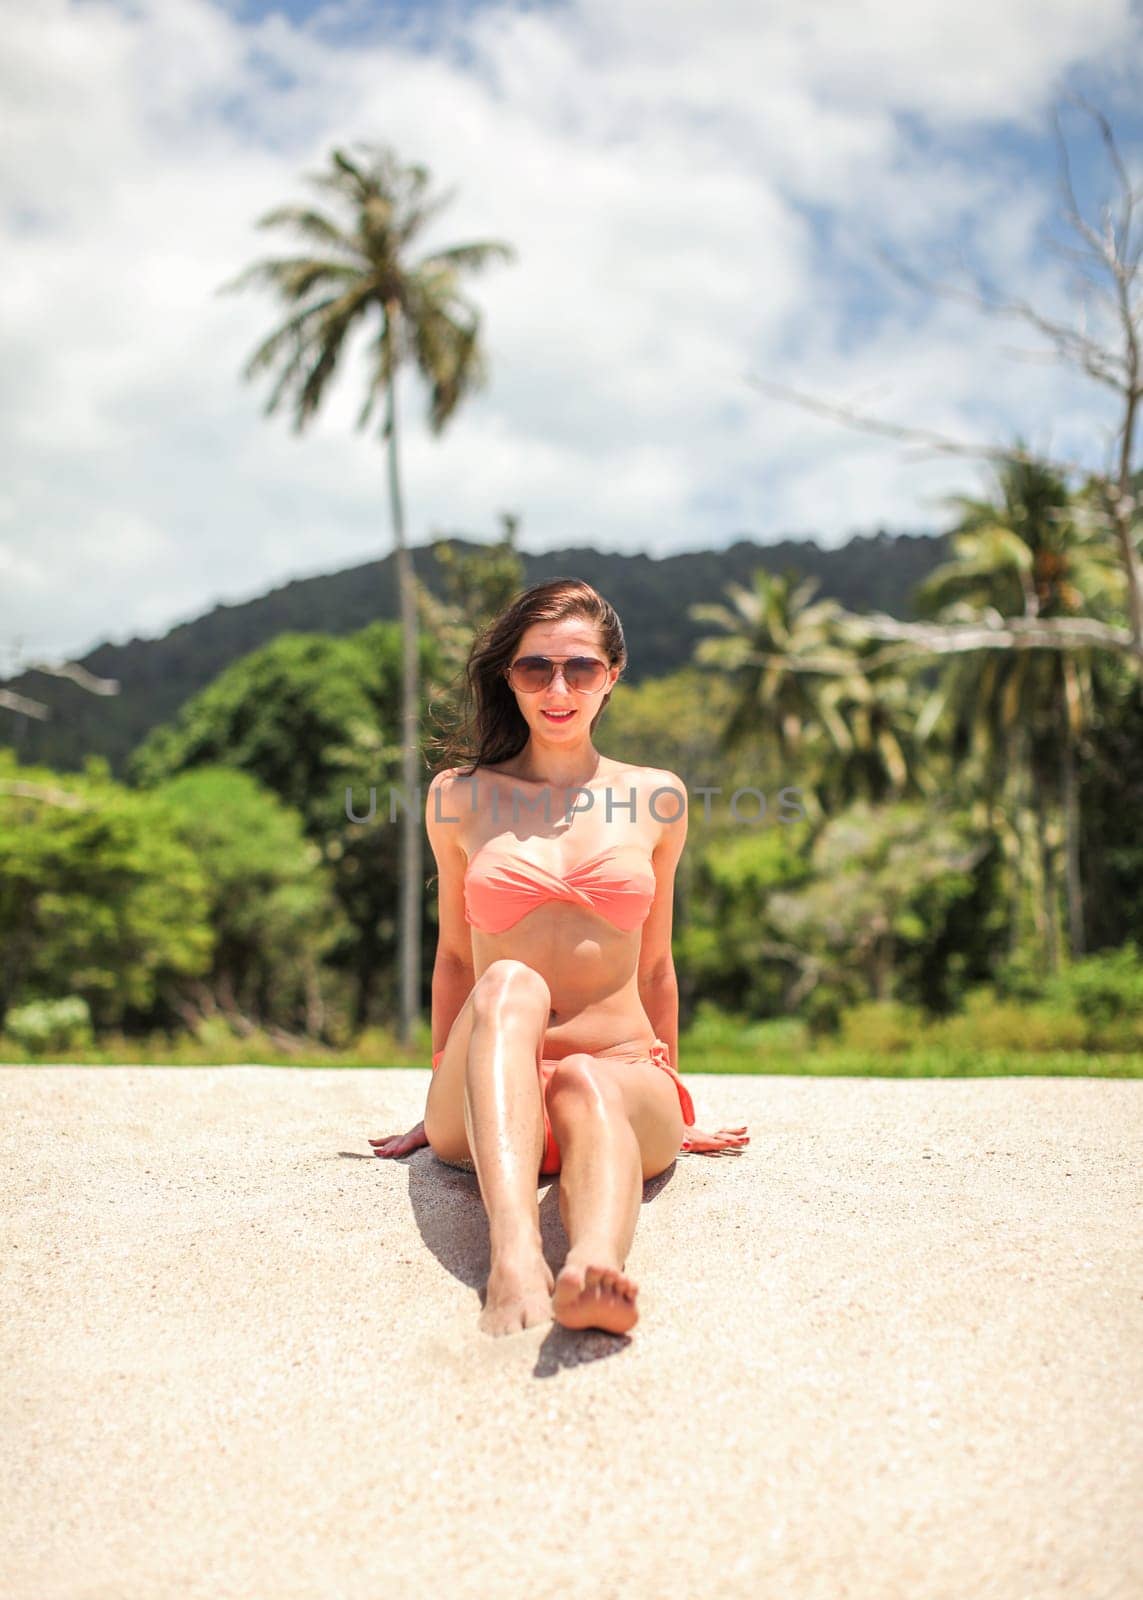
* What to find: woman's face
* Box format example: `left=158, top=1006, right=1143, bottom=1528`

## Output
left=507, top=618, right=620, bottom=738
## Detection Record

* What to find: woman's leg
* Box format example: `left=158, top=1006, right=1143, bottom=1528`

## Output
left=544, top=1054, right=685, bottom=1334
left=423, top=958, right=555, bottom=1336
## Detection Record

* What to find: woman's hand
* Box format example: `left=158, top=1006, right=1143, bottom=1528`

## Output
left=680, top=1123, right=749, bottom=1156
left=369, top=1121, right=429, bottom=1159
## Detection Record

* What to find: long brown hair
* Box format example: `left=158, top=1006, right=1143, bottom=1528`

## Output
left=426, top=577, right=627, bottom=776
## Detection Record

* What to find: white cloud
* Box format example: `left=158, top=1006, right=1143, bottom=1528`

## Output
left=0, top=0, right=1138, bottom=664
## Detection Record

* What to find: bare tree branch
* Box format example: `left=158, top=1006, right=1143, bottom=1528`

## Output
left=746, top=375, right=1093, bottom=479
left=833, top=609, right=1140, bottom=664
left=24, top=660, right=120, bottom=695
left=708, top=614, right=1142, bottom=675
left=0, top=657, right=120, bottom=720
left=749, top=96, right=1143, bottom=658
left=0, top=688, right=51, bottom=720
left=871, top=243, right=1131, bottom=393
left=0, top=780, right=87, bottom=809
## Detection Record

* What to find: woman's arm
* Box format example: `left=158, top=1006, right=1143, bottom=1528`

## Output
left=426, top=767, right=476, bottom=1056
left=637, top=769, right=687, bottom=1069
left=432, top=954, right=475, bottom=1058
left=638, top=965, right=679, bottom=1070
left=636, top=771, right=749, bottom=1156
left=371, top=769, right=472, bottom=1161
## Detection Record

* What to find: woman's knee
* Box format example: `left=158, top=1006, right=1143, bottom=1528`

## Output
left=471, top=959, right=551, bottom=1021
left=546, top=1056, right=625, bottom=1117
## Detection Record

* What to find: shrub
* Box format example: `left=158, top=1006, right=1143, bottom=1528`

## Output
left=991, top=947, right=1050, bottom=1002
left=1044, top=942, right=1143, bottom=1027
left=838, top=1000, right=919, bottom=1055
left=5, top=996, right=94, bottom=1054
left=802, top=983, right=848, bottom=1038
left=926, top=994, right=1087, bottom=1054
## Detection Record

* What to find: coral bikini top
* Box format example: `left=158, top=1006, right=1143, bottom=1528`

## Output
left=463, top=839, right=657, bottom=934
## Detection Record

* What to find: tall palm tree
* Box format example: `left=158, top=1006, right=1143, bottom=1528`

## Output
left=913, top=452, right=1124, bottom=966
left=218, top=144, right=515, bottom=1045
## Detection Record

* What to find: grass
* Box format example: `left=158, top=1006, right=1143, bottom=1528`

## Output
left=1, top=996, right=1141, bottom=1077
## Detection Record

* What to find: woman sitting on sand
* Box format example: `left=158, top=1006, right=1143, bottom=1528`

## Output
left=371, top=578, right=748, bottom=1336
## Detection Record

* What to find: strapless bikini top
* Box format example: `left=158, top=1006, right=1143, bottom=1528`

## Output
left=463, top=840, right=657, bottom=934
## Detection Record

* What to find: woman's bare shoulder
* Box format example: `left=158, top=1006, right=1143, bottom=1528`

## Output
left=610, top=761, right=685, bottom=794
left=429, top=763, right=481, bottom=790
left=425, top=766, right=478, bottom=834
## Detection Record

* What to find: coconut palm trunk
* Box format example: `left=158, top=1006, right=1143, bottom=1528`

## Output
left=1005, top=728, right=1028, bottom=962
left=384, top=308, right=422, bottom=1047
left=1060, top=728, right=1084, bottom=959
left=222, top=143, right=515, bottom=1049
left=1033, top=775, right=1059, bottom=977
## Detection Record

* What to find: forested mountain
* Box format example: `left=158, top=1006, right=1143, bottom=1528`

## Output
left=1, top=527, right=946, bottom=776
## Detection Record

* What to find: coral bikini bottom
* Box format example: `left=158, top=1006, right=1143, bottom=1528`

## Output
left=430, top=1036, right=696, bottom=1176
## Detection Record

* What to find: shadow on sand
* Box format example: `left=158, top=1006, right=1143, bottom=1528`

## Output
left=346, top=1142, right=676, bottom=1373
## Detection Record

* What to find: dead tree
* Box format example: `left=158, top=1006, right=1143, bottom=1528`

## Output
left=749, top=90, right=1143, bottom=671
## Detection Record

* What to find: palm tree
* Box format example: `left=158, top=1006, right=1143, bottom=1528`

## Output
left=912, top=452, right=1124, bottom=966
left=218, top=144, right=515, bottom=1045
left=813, top=664, right=935, bottom=808
left=689, top=569, right=925, bottom=823
left=691, top=571, right=841, bottom=772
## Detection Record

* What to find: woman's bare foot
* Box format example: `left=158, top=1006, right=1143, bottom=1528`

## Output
left=480, top=1250, right=556, bottom=1336
left=552, top=1256, right=639, bottom=1335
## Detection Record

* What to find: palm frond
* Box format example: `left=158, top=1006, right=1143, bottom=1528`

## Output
left=238, top=294, right=344, bottom=386
left=293, top=304, right=362, bottom=430
left=216, top=256, right=360, bottom=301
left=417, top=240, right=518, bottom=276
left=408, top=296, right=486, bottom=432
left=788, top=574, right=822, bottom=614
left=397, top=185, right=461, bottom=247
left=687, top=602, right=740, bottom=631
left=253, top=206, right=363, bottom=258
left=226, top=143, right=513, bottom=447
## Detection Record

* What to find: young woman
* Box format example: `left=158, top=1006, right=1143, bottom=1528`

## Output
left=371, top=578, right=748, bottom=1337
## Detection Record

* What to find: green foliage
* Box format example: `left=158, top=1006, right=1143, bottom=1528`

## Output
left=931, top=991, right=1090, bottom=1053
left=1043, top=942, right=1143, bottom=1041
left=991, top=946, right=1051, bottom=1001
left=599, top=664, right=750, bottom=783
left=125, top=623, right=444, bottom=1030
left=837, top=1000, right=921, bottom=1053
left=1079, top=670, right=1143, bottom=952
left=839, top=992, right=1084, bottom=1054
left=127, top=626, right=414, bottom=828
left=431, top=515, right=525, bottom=634
left=687, top=565, right=937, bottom=823
left=836, top=978, right=1143, bottom=1057
left=0, top=751, right=213, bottom=1029
left=679, top=796, right=1001, bottom=1025
left=4, top=996, right=93, bottom=1054
left=151, top=766, right=350, bottom=1031
left=0, top=749, right=349, bottom=1038
left=676, top=996, right=1141, bottom=1076
left=677, top=816, right=814, bottom=1016
left=690, top=569, right=848, bottom=779
left=906, top=453, right=1141, bottom=979
left=785, top=799, right=1002, bottom=1010
left=3, top=996, right=1139, bottom=1075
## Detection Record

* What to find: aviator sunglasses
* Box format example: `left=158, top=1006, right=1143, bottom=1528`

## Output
left=504, top=654, right=611, bottom=694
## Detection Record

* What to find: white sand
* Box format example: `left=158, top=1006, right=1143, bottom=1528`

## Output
left=1, top=1066, right=1140, bottom=1600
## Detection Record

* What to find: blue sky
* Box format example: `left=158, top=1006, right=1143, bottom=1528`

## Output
left=2, top=0, right=1141, bottom=665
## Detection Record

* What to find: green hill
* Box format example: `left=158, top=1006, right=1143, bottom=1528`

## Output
left=1, top=528, right=947, bottom=776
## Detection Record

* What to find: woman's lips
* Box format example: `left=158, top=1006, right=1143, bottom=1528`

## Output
left=542, top=709, right=575, bottom=721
